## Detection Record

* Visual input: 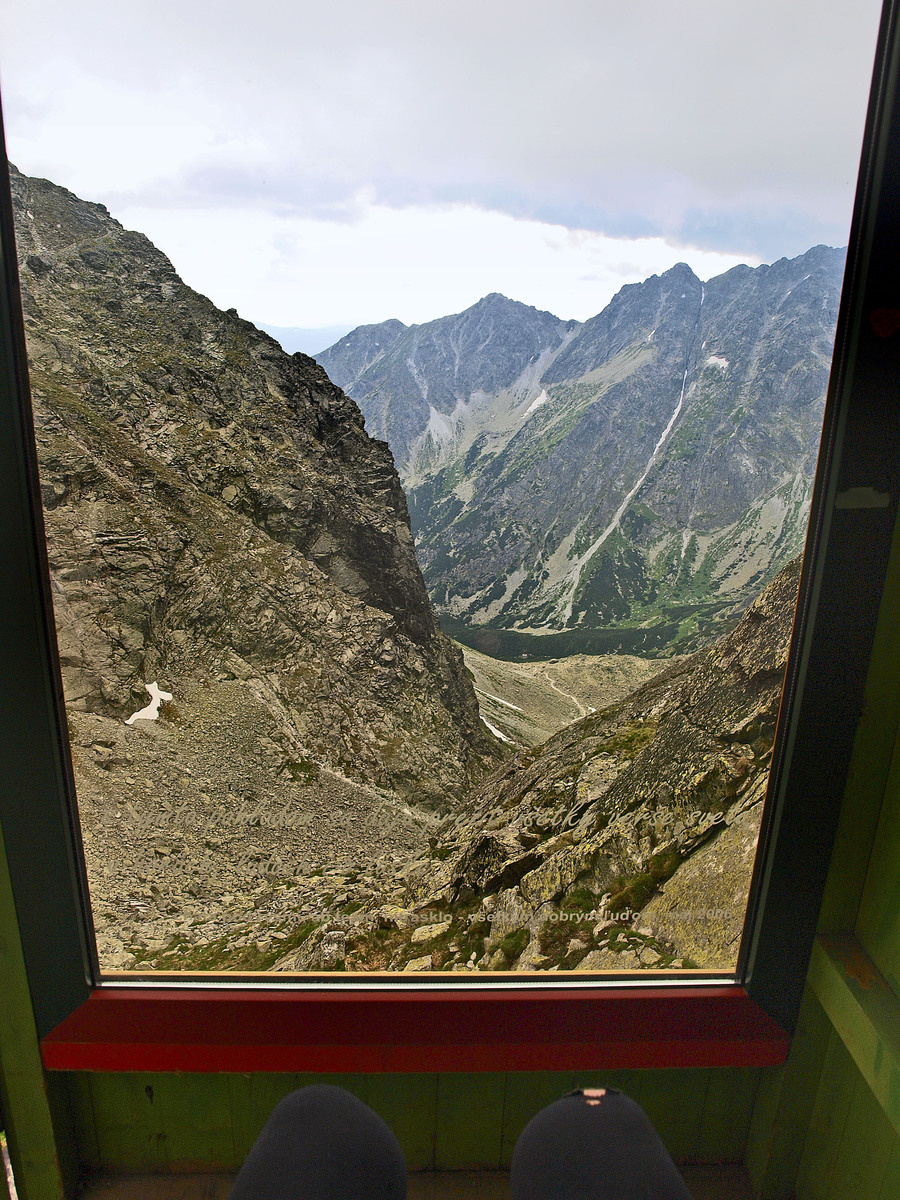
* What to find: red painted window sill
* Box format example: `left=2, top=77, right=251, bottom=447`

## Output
left=40, top=982, right=789, bottom=1072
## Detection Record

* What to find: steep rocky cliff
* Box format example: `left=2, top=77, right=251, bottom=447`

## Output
left=321, top=252, right=841, bottom=652
left=10, top=165, right=499, bottom=969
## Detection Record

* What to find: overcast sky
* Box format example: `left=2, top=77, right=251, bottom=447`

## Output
left=0, top=0, right=885, bottom=331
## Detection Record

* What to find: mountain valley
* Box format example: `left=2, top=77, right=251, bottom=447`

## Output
left=277, top=555, right=801, bottom=974
left=460, top=645, right=667, bottom=747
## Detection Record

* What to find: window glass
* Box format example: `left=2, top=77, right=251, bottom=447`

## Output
left=0, top=0, right=884, bottom=976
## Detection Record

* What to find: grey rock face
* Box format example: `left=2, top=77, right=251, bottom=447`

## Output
left=323, top=252, right=842, bottom=649
left=317, top=318, right=408, bottom=395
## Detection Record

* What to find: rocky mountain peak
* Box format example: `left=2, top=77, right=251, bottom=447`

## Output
left=325, top=244, right=844, bottom=653
left=317, top=287, right=577, bottom=472
left=474, top=291, right=512, bottom=305
left=659, top=261, right=698, bottom=281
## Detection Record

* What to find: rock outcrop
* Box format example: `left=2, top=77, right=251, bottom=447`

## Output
left=286, top=556, right=800, bottom=973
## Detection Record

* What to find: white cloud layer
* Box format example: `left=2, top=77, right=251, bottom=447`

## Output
left=0, top=0, right=884, bottom=326
left=112, top=199, right=759, bottom=327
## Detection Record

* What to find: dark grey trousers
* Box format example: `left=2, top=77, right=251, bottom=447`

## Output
left=229, top=1084, right=694, bottom=1199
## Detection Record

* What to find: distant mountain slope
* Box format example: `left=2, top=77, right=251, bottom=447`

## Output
left=257, top=322, right=356, bottom=356
left=318, top=294, right=578, bottom=478
left=320, top=249, right=843, bottom=651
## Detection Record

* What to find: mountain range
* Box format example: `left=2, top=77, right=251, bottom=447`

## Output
left=319, top=248, right=843, bottom=654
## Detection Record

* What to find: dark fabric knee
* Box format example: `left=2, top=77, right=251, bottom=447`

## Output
left=229, top=1084, right=407, bottom=1200
left=510, top=1089, right=693, bottom=1200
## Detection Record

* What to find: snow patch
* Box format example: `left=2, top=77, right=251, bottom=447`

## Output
left=523, top=388, right=549, bottom=417
left=480, top=715, right=514, bottom=744
left=705, top=355, right=729, bottom=370
left=475, top=687, right=524, bottom=713
left=126, top=681, right=172, bottom=725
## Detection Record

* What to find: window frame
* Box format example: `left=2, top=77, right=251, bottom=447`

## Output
left=3, top=0, right=900, bottom=1071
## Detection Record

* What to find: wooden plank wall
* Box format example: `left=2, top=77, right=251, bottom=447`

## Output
left=50, top=1066, right=765, bottom=1177
left=792, top=1024, right=899, bottom=1200
left=745, top=521, right=900, bottom=1199
left=786, top=725, right=900, bottom=1200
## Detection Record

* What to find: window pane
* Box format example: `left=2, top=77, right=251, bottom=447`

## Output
left=0, top=1, right=883, bottom=976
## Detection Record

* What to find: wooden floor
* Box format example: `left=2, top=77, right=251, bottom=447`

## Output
left=78, top=1165, right=757, bottom=1198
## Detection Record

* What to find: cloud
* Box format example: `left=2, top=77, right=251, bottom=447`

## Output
left=0, top=0, right=881, bottom=320
left=109, top=198, right=758, bottom=327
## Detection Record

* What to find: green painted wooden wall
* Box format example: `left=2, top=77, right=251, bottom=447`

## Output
left=856, top=728, right=900, bottom=996
left=49, top=1065, right=766, bottom=1179
left=745, top=521, right=900, bottom=1199
left=793, top=1018, right=899, bottom=1200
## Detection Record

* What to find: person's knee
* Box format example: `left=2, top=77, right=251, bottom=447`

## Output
left=230, top=1084, right=407, bottom=1200
left=511, top=1088, right=693, bottom=1200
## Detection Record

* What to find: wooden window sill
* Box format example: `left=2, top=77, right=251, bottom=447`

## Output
left=40, top=980, right=789, bottom=1072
